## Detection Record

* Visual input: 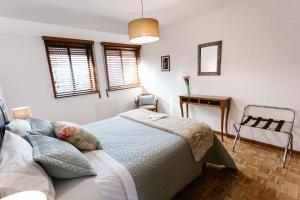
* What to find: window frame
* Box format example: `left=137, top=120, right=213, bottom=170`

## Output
left=101, top=42, right=141, bottom=91
left=43, top=36, right=99, bottom=98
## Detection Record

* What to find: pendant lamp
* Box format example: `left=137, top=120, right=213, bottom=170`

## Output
left=128, top=0, right=160, bottom=44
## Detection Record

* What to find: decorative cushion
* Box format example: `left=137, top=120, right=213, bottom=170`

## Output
left=139, top=105, right=156, bottom=110
left=5, top=119, right=32, bottom=137
left=30, top=118, right=56, bottom=137
left=138, top=95, right=156, bottom=106
left=51, top=121, right=101, bottom=151
left=28, top=134, right=97, bottom=179
left=0, top=131, right=55, bottom=200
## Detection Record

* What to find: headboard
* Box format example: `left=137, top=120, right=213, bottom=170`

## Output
left=0, top=98, right=9, bottom=148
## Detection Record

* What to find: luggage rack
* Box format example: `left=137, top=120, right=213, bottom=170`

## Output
left=232, top=105, right=295, bottom=168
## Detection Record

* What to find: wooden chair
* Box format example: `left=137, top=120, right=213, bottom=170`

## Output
left=135, top=93, right=158, bottom=112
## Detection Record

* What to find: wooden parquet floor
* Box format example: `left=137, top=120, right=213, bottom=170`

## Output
left=174, top=135, right=300, bottom=200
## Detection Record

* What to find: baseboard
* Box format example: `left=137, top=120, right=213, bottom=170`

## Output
left=214, top=131, right=300, bottom=156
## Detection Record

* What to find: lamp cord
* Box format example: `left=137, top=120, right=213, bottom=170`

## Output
left=141, top=0, right=144, bottom=18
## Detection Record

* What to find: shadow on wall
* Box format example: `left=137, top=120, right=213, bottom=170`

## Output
left=94, top=96, right=138, bottom=121
left=157, top=98, right=172, bottom=114
left=95, top=99, right=119, bottom=121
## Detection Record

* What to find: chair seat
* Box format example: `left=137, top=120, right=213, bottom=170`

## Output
left=139, top=105, right=156, bottom=110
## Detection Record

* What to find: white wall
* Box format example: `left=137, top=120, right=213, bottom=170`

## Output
left=0, top=17, right=142, bottom=124
left=0, top=82, right=5, bottom=101
left=141, top=0, right=300, bottom=150
left=0, top=83, right=3, bottom=97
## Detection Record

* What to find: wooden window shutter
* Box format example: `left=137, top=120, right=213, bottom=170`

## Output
left=43, top=36, right=99, bottom=98
left=101, top=42, right=141, bottom=91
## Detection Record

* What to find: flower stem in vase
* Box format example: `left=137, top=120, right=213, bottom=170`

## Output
left=183, top=75, right=190, bottom=95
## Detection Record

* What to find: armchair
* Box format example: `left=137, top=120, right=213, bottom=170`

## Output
left=135, top=93, right=158, bottom=112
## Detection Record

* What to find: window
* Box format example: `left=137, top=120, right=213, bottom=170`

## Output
left=101, top=42, right=141, bottom=91
left=43, top=36, right=99, bottom=98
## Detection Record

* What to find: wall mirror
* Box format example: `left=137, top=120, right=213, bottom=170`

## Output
left=198, top=41, right=222, bottom=76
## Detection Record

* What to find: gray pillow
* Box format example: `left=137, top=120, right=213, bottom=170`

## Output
left=138, top=95, right=156, bottom=106
left=28, top=134, right=97, bottom=179
left=30, top=118, right=56, bottom=137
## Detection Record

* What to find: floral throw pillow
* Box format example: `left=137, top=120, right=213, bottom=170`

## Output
left=50, top=121, right=101, bottom=151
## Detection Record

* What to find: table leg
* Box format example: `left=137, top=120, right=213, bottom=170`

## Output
left=225, top=99, right=231, bottom=135
left=220, top=102, right=225, bottom=142
left=180, top=99, right=184, bottom=117
left=186, top=103, right=189, bottom=118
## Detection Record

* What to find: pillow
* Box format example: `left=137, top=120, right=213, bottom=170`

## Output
left=51, top=121, right=101, bottom=151
left=30, top=118, right=56, bottom=137
left=5, top=119, right=31, bottom=137
left=138, top=95, right=156, bottom=106
left=0, top=131, right=55, bottom=200
left=28, top=134, right=97, bottom=179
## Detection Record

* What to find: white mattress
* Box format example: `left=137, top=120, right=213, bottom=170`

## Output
left=54, top=150, right=138, bottom=200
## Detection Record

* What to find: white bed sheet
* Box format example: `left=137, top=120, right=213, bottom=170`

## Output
left=54, top=150, right=138, bottom=200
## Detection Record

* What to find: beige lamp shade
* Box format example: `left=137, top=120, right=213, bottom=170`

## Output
left=11, top=106, right=32, bottom=120
left=1, top=191, right=47, bottom=200
left=128, top=18, right=160, bottom=44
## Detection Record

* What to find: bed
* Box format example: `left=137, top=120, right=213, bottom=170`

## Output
left=0, top=99, right=237, bottom=200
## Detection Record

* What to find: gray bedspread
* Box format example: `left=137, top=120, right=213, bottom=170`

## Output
left=85, top=116, right=237, bottom=200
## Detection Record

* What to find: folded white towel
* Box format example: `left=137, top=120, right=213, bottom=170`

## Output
left=148, top=114, right=168, bottom=121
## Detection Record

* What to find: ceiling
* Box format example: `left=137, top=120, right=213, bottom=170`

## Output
left=0, top=0, right=241, bottom=34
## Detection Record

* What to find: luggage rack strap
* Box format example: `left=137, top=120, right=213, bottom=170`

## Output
left=241, top=116, right=252, bottom=125
left=239, top=115, right=290, bottom=133
left=262, top=119, right=273, bottom=129
left=275, top=120, right=285, bottom=132
left=251, top=117, right=262, bottom=127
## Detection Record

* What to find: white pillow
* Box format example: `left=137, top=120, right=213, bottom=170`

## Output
left=5, top=119, right=32, bottom=137
left=0, top=131, right=55, bottom=200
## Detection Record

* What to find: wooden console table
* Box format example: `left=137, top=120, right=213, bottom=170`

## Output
left=179, top=95, right=231, bottom=142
